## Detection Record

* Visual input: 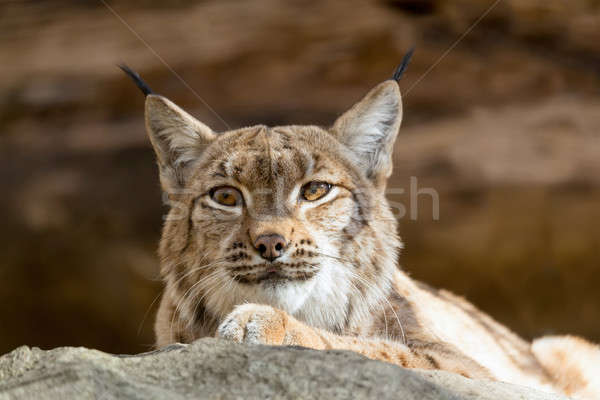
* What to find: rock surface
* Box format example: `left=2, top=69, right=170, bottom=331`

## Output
left=0, top=338, right=565, bottom=400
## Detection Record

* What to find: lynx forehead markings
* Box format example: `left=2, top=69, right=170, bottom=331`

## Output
left=121, top=58, right=600, bottom=399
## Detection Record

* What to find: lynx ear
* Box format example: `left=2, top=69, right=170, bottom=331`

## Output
left=145, top=95, right=216, bottom=190
left=332, top=80, right=402, bottom=187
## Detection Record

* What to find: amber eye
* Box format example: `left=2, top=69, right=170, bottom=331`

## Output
left=301, top=181, right=331, bottom=201
left=210, top=186, right=242, bottom=207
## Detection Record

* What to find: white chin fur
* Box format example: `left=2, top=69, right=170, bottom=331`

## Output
left=251, top=279, right=317, bottom=314
left=203, top=267, right=317, bottom=320
left=204, top=258, right=351, bottom=332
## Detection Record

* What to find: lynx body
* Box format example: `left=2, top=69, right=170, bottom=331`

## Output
left=122, top=66, right=599, bottom=398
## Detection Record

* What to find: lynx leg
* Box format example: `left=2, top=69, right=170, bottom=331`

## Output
left=217, top=303, right=492, bottom=380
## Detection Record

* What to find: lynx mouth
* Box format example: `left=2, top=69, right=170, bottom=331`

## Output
left=258, top=270, right=288, bottom=283
left=231, top=262, right=318, bottom=285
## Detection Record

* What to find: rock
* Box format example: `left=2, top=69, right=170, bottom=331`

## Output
left=0, top=338, right=565, bottom=400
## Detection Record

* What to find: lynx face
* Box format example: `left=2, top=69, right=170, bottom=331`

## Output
left=147, top=80, right=403, bottom=331
left=183, top=125, right=376, bottom=317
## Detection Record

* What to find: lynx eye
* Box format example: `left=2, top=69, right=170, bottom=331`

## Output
left=210, top=186, right=242, bottom=207
left=301, top=181, right=331, bottom=201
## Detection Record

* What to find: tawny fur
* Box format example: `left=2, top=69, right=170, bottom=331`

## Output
left=135, top=79, right=599, bottom=398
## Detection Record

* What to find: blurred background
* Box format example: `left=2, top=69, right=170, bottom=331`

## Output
left=1, top=0, right=599, bottom=355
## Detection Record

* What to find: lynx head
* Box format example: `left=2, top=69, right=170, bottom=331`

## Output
left=137, top=72, right=404, bottom=332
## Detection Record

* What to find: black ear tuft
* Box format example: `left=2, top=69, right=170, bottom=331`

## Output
left=391, top=47, right=415, bottom=82
left=118, top=64, right=154, bottom=96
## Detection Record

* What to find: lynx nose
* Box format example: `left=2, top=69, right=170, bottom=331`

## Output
left=254, top=234, right=287, bottom=261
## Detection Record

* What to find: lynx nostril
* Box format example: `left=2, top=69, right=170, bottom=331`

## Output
left=253, top=233, right=287, bottom=261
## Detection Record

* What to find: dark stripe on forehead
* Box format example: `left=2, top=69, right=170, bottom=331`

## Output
left=213, top=161, right=227, bottom=178
left=261, top=127, right=274, bottom=182
left=209, top=125, right=267, bottom=178
left=312, top=162, right=328, bottom=175
left=291, top=149, right=311, bottom=181
left=271, top=126, right=315, bottom=180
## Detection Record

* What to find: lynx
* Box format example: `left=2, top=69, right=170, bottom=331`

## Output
left=122, top=59, right=599, bottom=398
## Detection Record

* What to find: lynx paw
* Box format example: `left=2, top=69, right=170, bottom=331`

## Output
left=217, top=304, right=290, bottom=345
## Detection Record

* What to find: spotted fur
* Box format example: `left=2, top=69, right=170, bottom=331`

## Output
left=134, top=78, right=599, bottom=398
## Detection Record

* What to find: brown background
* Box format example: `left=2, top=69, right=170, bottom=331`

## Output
left=1, top=0, right=599, bottom=355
